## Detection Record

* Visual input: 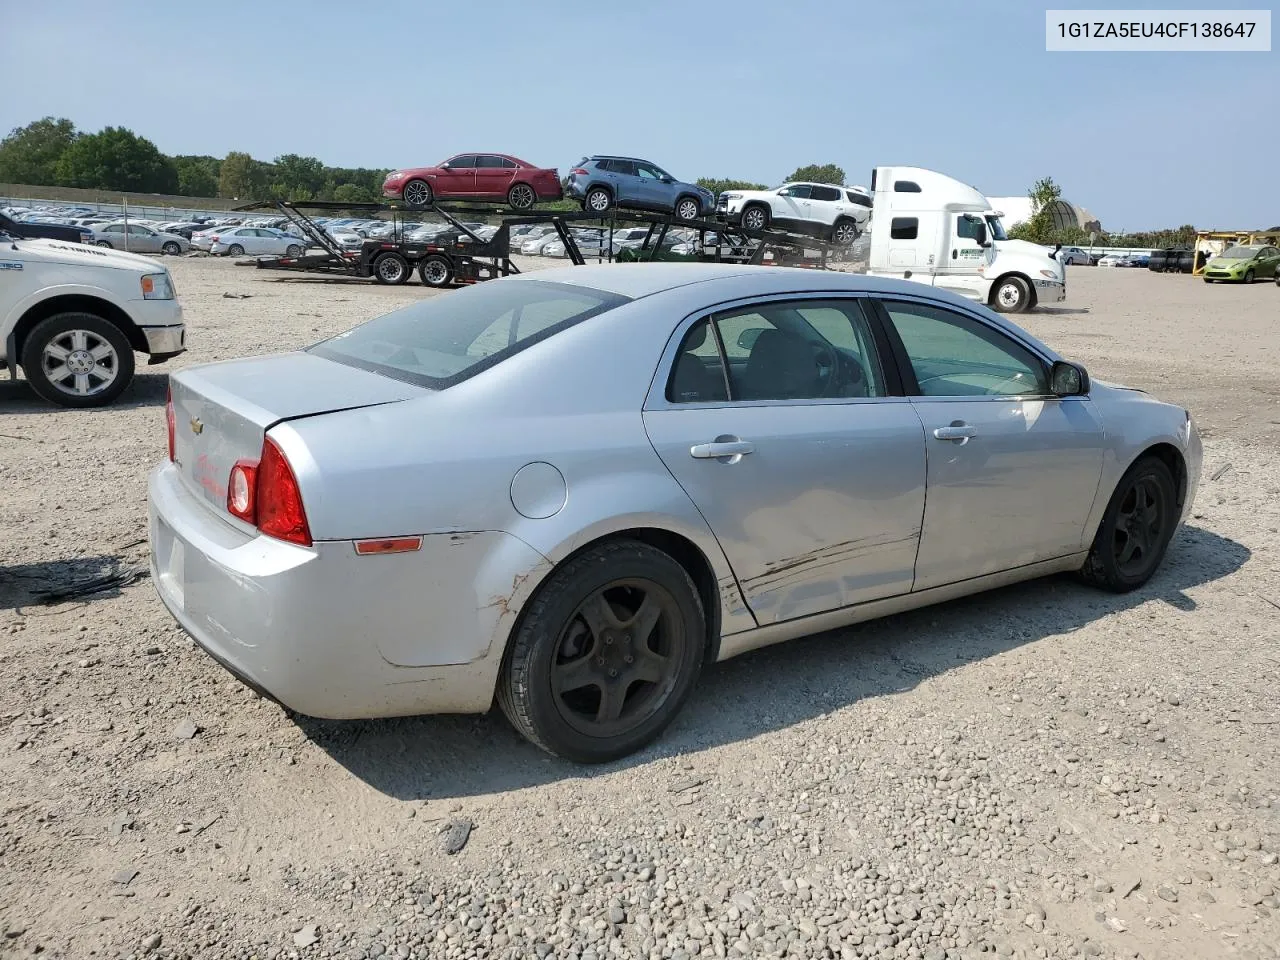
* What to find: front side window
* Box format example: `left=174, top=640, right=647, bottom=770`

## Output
left=446, top=155, right=477, bottom=169
left=777, top=185, right=812, bottom=199
left=666, top=299, right=885, bottom=403
left=956, top=215, right=983, bottom=240
left=310, top=279, right=628, bottom=388
left=880, top=300, right=1048, bottom=397
left=636, top=163, right=665, bottom=180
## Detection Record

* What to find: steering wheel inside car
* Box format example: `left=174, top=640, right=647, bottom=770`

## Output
left=811, top=340, right=839, bottom=397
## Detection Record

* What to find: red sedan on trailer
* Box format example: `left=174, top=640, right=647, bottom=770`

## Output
left=382, top=154, right=563, bottom=211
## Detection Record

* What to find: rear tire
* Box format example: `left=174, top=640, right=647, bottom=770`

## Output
left=507, top=183, right=536, bottom=211
left=96, top=240, right=112, bottom=249
left=831, top=219, right=858, bottom=245
left=1078, top=455, right=1178, bottom=593
left=227, top=243, right=245, bottom=256
left=497, top=539, right=705, bottom=763
left=992, top=275, right=1032, bottom=313
left=373, top=252, right=410, bottom=285
left=584, top=187, right=612, bottom=214
left=418, top=254, right=452, bottom=287
left=19, top=312, right=134, bottom=409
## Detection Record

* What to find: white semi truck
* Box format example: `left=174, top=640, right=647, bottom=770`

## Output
left=865, top=166, right=1065, bottom=313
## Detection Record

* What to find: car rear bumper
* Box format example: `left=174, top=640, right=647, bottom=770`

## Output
left=148, top=461, right=550, bottom=719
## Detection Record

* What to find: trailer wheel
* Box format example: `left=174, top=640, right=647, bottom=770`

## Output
left=992, top=275, right=1032, bottom=313
left=419, top=255, right=452, bottom=287
left=402, top=179, right=433, bottom=209
left=508, top=184, right=537, bottom=211
left=228, top=244, right=245, bottom=257
left=585, top=187, right=613, bottom=214
left=373, top=252, right=411, bottom=285
left=285, top=244, right=302, bottom=258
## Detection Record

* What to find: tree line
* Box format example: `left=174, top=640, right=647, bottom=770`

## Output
left=0, top=117, right=389, bottom=203
left=0, top=118, right=852, bottom=207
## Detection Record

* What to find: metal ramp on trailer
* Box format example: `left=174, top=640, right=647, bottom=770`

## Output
left=233, top=198, right=845, bottom=283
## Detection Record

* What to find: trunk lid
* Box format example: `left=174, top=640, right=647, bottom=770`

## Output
left=170, top=352, right=427, bottom=515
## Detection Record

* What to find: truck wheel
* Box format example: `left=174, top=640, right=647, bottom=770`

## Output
left=585, top=187, right=612, bottom=214
left=373, top=252, right=410, bottom=285
left=418, top=255, right=452, bottom=287
left=992, top=275, right=1032, bottom=313
left=831, top=219, right=858, bottom=245
left=20, top=312, right=135, bottom=408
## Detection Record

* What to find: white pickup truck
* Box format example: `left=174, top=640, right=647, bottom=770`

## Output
left=1, top=231, right=186, bottom=407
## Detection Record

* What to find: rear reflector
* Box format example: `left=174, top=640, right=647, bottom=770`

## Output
left=354, top=537, right=423, bottom=556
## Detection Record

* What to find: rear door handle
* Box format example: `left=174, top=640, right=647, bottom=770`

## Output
left=932, top=421, right=976, bottom=443
left=690, top=439, right=755, bottom=459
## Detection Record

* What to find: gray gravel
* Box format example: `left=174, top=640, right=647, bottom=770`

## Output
left=0, top=261, right=1277, bottom=959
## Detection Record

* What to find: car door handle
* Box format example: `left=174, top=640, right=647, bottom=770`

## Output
left=932, top=422, right=976, bottom=443
left=690, top=439, right=755, bottom=459
left=952, top=248, right=958, bottom=259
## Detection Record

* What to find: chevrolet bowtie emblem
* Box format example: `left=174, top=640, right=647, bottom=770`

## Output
left=189, top=417, right=203, bottom=435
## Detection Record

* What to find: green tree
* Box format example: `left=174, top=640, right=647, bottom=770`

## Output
left=218, top=151, right=266, bottom=199
left=54, top=126, right=178, bottom=193
left=331, top=182, right=372, bottom=203
left=1008, top=177, right=1063, bottom=244
left=0, top=117, right=79, bottom=185
left=697, top=177, right=767, bottom=199
left=172, top=155, right=220, bottom=197
left=786, top=163, right=845, bottom=185
left=269, top=154, right=326, bottom=200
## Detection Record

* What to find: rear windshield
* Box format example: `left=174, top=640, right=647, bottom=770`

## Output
left=308, top=278, right=629, bottom=388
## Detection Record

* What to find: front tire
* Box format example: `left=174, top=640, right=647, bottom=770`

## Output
left=402, top=179, right=432, bottom=209
left=508, top=183, right=536, bottom=211
left=161, top=241, right=182, bottom=256
left=1078, top=455, right=1178, bottom=593
left=1244, top=269, right=1255, bottom=284
left=373, top=252, right=410, bottom=285
left=992, top=275, right=1032, bottom=313
left=285, top=244, right=302, bottom=258
left=418, top=254, right=452, bottom=287
left=741, top=205, right=769, bottom=231
left=675, top=197, right=700, bottom=221
left=497, top=540, right=705, bottom=763
left=19, top=312, right=134, bottom=408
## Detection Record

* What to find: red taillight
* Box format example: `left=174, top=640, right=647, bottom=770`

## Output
left=226, top=459, right=258, bottom=521
left=223, top=437, right=311, bottom=546
left=210, top=235, right=219, bottom=243
left=571, top=168, right=587, bottom=176
left=255, top=437, right=311, bottom=546
left=165, top=384, right=176, bottom=461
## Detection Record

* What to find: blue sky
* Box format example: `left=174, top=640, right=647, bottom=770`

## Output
left=7, top=0, right=1275, bottom=229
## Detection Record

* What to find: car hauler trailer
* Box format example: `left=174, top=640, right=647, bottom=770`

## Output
left=865, top=166, right=1066, bottom=313
left=235, top=199, right=843, bottom=287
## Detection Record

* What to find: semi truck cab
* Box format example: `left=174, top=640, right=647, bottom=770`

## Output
left=866, top=166, right=1065, bottom=313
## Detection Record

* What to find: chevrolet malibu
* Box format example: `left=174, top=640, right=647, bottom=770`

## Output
left=149, top=264, right=1201, bottom=762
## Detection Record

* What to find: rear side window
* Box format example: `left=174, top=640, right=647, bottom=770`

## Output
left=846, top=190, right=872, bottom=207
left=810, top=186, right=841, bottom=201
left=890, top=217, right=919, bottom=240
left=501, top=157, right=518, bottom=169
left=309, top=279, right=629, bottom=389
left=893, top=180, right=922, bottom=192
left=476, top=155, right=505, bottom=168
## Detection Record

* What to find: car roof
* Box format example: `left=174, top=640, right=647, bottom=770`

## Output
left=589, top=155, right=655, bottom=165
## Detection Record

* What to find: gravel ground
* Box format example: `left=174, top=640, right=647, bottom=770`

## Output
left=1, top=260, right=1277, bottom=960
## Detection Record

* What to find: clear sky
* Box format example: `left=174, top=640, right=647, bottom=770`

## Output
left=7, top=0, right=1276, bottom=229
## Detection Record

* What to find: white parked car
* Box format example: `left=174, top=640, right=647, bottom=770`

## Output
left=0, top=232, right=185, bottom=406
left=521, top=231, right=564, bottom=256
left=1057, top=245, right=1091, bottom=265
left=208, top=227, right=306, bottom=258
left=717, top=182, right=872, bottom=245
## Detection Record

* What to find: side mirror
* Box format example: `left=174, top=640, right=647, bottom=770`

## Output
left=973, top=221, right=989, bottom=248
left=1050, top=360, right=1090, bottom=397
left=661, top=176, right=674, bottom=184
left=737, top=328, right=763, bottom=351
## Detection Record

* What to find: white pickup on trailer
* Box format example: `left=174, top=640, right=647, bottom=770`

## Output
left=1, top=230, right=186, bottom=407
left=866, top=166, right=1065, bottom=313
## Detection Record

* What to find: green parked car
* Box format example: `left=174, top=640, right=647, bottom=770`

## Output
left=1202, top=244, right=1280, bottom=283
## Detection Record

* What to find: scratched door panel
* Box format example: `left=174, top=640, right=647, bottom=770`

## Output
left=643, top=401, right=926, bottom=625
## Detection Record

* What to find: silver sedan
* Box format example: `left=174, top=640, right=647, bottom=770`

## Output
left=149, top=264, right=1202, bottom=762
